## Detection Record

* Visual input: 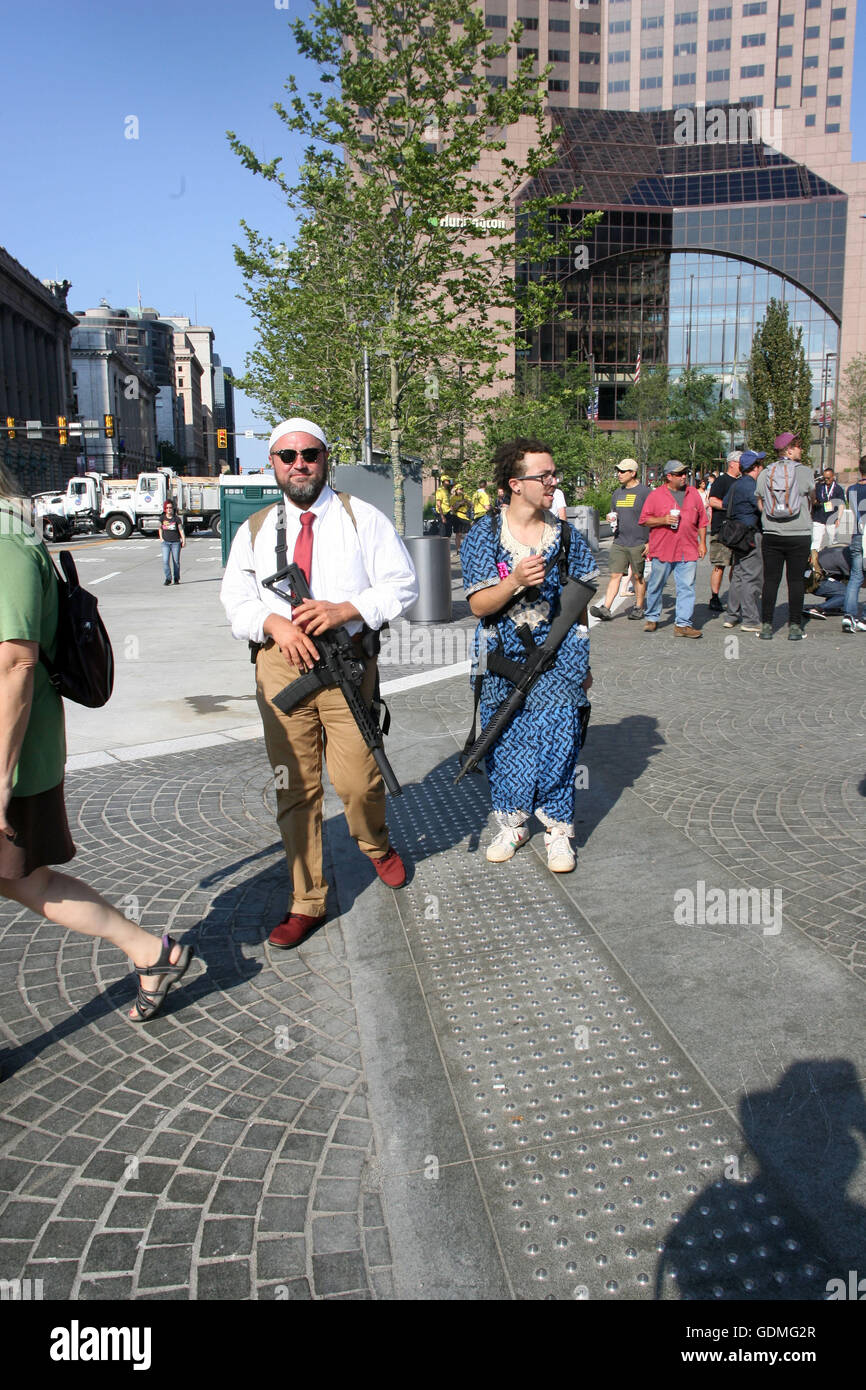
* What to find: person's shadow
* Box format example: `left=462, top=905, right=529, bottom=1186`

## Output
left=655, top=1059, right=866, bottom=1300
left=572, top=713, right=664, bottom=849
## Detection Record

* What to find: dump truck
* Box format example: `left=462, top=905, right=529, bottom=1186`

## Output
left=32, top=468, right=222, bottom=541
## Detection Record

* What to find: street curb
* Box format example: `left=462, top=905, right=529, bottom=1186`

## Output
left=65, top=665, right=472, bottom=772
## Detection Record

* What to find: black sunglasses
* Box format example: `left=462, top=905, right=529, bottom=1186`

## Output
left=271, top=447, right=322, bottom=464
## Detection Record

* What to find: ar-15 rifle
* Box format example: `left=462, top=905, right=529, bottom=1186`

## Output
left=454, top=574, right=596, bottom=785
left=262, top=562, right=401, bottom=796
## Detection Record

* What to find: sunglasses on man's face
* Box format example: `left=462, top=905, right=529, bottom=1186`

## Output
left=271, top=447, right=322, bottom=465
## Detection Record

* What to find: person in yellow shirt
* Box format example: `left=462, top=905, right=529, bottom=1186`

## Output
left=471, top=480, right=491, bottom=518
left=450, top=482, right=471, bottom=554
left=435, top=475, right=452, bottom=537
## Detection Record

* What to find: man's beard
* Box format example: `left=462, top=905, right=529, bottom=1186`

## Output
left=281, top=473, right=325, bottom=506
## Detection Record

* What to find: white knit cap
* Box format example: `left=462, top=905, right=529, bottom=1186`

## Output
left=268, top=418, right=328, bottom=452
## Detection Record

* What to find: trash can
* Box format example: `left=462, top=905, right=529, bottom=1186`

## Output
left=567, top=505, right=600, bottom=552
left=403, top=535, right=452, bottom=623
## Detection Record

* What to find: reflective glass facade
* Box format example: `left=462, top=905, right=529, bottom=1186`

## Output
left=667, top=253, right=838, bottom=411
left=518, top=107, right=845, bottom=422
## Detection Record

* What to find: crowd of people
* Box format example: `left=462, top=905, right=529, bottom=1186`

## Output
left=589, top=433, right=866, bottom=640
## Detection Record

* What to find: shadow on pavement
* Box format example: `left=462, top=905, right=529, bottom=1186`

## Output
left=655, top=1059, right=866, bottom=1300
left=573, top=713, right=664, bottom=849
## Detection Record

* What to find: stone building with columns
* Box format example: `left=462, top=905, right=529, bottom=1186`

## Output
left=0, top=245, right=77, bottom=495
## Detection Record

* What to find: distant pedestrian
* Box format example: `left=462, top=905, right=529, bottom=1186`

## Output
left=810, top=466, right=846, bottom=563
left=159, top=501, right=185, bottom=586
left=471, top=480, right=491, bottom=518
left=841, top=455, right=866, bottom=633
left=434, top=475, right=453, bottom=537
left=755, top=432, right=815, bottom=640
left=450, top=482, right=471, bottom=554
left=706, top=451, right=741, bottom=612
left=723, top=450, right=765, bottom=633
left=807, top=545, right=859, bottom=618
left=550, top=485, right=567, bottom=522
left=639, top=460, right=708, bottom=637
left=0, top=464, right=193, bottom=1023
left=591, top=458, right=650, bottom=622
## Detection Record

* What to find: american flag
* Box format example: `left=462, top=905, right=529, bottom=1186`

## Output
left=586, top=387, right=599, bottom=421
left=633, top=352, right=642, bottom=385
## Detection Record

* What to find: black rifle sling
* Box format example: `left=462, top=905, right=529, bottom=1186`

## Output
left=461, top=515, right=573, bottom=761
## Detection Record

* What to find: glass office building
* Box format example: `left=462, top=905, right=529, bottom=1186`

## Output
left=518, top=107, right=844, bottom=424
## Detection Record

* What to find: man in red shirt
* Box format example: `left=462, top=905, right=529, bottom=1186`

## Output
left=638, top=460, right=708, bottom=637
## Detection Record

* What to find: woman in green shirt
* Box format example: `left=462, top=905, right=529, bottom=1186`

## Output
left=0, top=465, right=192, bottom=1022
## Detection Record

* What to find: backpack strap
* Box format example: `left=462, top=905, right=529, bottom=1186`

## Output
left=247, top=501, right=280, bottom=550
left=337, top=492, right=358, bottom=530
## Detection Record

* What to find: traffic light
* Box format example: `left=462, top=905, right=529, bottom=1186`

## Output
left=5, top=416, right=14, bottom=440
left=57, top=415, right=68, bottom=446
left=104, top=414, right=115, bottom=438
left=217, top=428, right=228, bottom=450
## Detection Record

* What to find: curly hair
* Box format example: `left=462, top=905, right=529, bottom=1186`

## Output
left=489, top=437, right=553, bottom=508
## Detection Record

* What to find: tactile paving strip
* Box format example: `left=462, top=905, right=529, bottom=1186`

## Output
left=388, top=765, right=831, bottom=1299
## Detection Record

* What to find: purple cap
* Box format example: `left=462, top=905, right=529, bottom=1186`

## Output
left=774, top=432, right=801, bottom=451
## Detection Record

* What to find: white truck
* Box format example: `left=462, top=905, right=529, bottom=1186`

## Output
left=33, top=468, right=223, bottom=541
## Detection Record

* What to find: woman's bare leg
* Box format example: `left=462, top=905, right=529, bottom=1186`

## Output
left=0, top=867, right=183, bottom=1018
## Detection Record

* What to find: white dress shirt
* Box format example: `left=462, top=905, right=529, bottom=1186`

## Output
left=220, top=485, right=419, bottom=644
left=551, top=488, right=567, bottom=517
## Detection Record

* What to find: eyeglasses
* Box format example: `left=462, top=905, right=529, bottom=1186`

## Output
left=520, top=471, right=558, bottom=484
left=271, top=447, right=322, bottom=465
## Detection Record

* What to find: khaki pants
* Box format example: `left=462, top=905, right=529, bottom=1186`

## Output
left=255, top=640, right=388, bottom=917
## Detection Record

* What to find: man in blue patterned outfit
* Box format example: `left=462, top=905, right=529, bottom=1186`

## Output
left=459, top=438, right=597, bottom=873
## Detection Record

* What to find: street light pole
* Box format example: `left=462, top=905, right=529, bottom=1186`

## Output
left=363, top=346, right=373, bottom=468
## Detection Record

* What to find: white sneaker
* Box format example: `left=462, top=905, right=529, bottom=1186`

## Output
left=841, top=615, right=866, bottom=633
left=544, top=828, right=576, bottom=873
left=486, top=825, right=530, bottom=862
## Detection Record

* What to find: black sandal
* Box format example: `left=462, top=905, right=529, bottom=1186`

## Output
left=129, top=934, right=193, bottom=1023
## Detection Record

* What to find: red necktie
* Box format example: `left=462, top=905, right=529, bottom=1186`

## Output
left=293, top=511, right=315, bottom=586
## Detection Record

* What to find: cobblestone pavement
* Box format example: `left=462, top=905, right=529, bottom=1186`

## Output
left=0, top=748, right=393, bottom=1301
left=584, top=562, right=866, bottom=982
left=1, top=550, right=865, bottom=1301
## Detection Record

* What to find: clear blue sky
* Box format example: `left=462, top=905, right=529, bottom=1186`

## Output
left=1, top=1, right=865, bottom=472
left=0, top=0, right=322, bottom=471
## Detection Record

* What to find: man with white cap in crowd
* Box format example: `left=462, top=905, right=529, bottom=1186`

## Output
left=220, top=418, right=419, bottom=948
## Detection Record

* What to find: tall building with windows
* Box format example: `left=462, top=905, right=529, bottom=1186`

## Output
left=471, top=0, right=865, bottom=465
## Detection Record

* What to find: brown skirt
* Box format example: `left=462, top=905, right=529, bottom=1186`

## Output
left=0, top=781, right=76, bottom=880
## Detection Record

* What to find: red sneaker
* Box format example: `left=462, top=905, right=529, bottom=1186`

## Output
left=268, top=912, right=326, bottom=949
left=370, top=847, right=407, bottom=888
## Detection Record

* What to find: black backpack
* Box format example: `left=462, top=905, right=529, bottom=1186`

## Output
left=40, top=550, right=115, bottom=708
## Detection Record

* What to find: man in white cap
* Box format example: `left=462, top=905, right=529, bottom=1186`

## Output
left=220, top=419, right=418, bottom=947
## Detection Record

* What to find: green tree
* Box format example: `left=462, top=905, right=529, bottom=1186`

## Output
left=619, top=366, right=670, bottom=481
left=744, top=298, right=813, bottom=464
left=836, top=352, right=866, bottom=461
left=655, top=368, right=735, bottom=476
left=229, top=0, right=594, bottom=531
left=474, top=360, right=619, bottom=497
